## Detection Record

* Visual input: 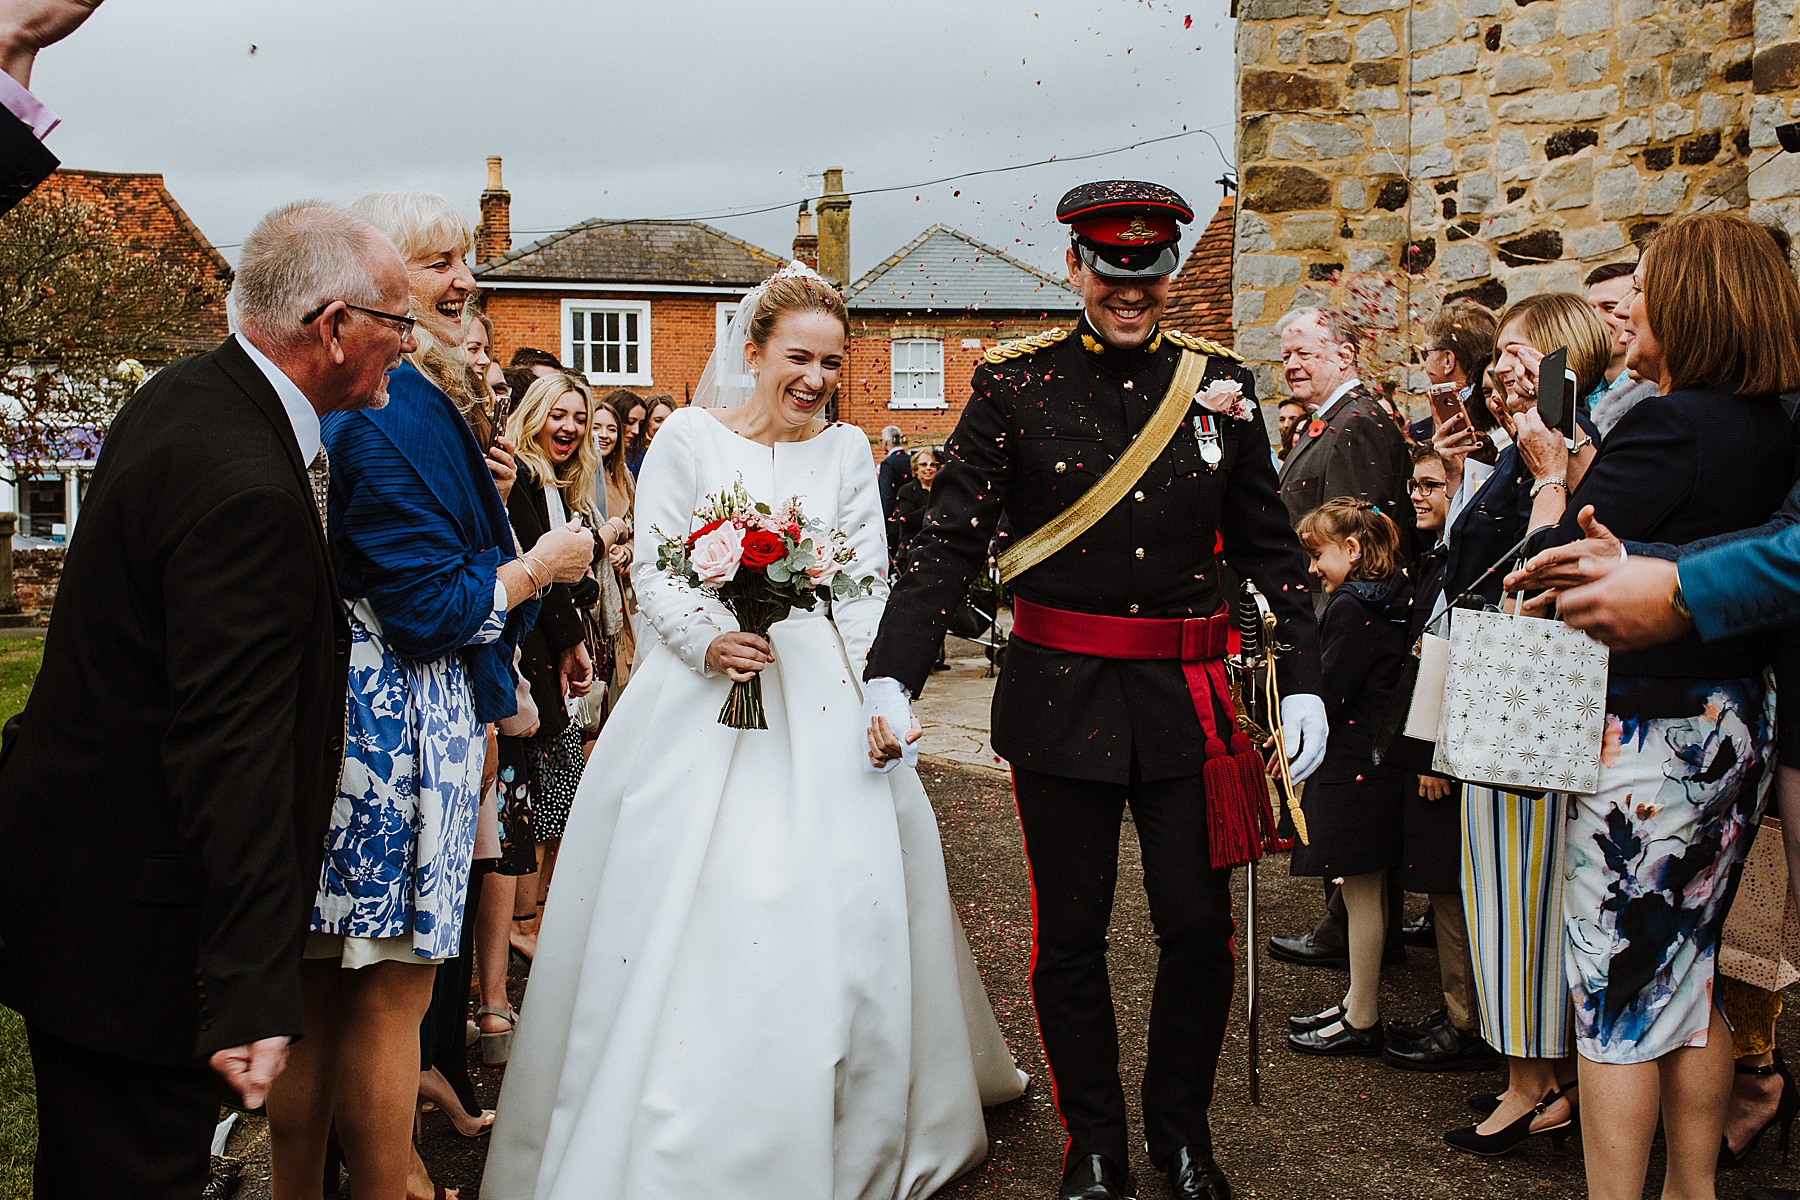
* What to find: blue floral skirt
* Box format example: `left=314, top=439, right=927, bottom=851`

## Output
left=1563, top=674, right=1775, bottom=1063
left=311, top=601, right=488, bottom=962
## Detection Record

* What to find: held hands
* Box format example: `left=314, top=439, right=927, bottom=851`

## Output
left=1280, top=693, right=1328, bottom=782
left=529, top=519, right=596, bottom=584
left=209, top=1035, right=289, bottom=1110
left=706, top=631, right=773, bottom=682
left=862, top=676, right=921, bottom=772
left=487, top=434, right=518, bottom=504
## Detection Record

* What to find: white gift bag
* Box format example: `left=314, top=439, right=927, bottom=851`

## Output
left=1403, top=628, right=1452, bottom=744
left=1431, top=603, right=1609, bottom=793
left=1719, top=816, right=1800, bottom=993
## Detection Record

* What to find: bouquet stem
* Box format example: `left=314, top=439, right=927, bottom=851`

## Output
left=717, top=600, right=791, bottom=730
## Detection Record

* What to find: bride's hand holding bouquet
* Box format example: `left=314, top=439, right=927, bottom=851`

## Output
left=657, top=477, right=874, bottom=729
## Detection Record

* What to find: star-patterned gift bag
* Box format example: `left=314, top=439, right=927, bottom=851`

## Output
left=1431, top=607, right=1609, bottom=794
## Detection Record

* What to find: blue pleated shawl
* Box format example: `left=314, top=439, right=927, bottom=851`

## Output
left=322, top=361, right=538, bottom=722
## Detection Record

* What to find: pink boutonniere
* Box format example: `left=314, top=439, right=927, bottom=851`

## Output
left=1196, top=378, right=1256, bottom=423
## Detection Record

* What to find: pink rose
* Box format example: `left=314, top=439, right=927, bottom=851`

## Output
left=1197, top=378, right=1254, bottom=422
left=690, top=521, right=743, bottom=585
left=804, top=540, right=841, bottom=585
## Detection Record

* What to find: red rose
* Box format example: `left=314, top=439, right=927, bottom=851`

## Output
left=739, top=529, right=785, bottom=570
left=686, top=517, right=726, bottom=550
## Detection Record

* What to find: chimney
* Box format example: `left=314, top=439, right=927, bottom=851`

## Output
left=792, top=200, right=819, bottom=271
left=815, top=166, right=851, bottom=288
left=475, top=156, right=511, bottom=263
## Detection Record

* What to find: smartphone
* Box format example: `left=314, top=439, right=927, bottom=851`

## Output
left=1536, top=347, right=1578, bottom=438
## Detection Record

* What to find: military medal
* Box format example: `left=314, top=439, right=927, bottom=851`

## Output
left=1193, top=413, right=1223, bottom=468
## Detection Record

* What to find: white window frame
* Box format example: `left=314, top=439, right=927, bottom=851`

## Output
left=562, top=299, right=653, bottom=386
left=888, top=337, right=946, bottom=410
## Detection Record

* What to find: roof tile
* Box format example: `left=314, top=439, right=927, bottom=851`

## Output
left=1164, top=196, right=1235, bottom=347
left=846, top=225, right=1079, bottom=313
left=474, top=219, right=786, bottom=286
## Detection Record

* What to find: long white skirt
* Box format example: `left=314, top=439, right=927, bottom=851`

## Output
left=481, top=607, right=1022, bottom=1200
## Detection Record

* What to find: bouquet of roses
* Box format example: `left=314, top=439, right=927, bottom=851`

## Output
left=655, top=477, right=875, bottom=729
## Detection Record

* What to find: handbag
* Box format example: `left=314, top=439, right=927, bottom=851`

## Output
left=1431, top=595, right=1609, bottom=793
left=1719, top=816, right=1800, bottom=993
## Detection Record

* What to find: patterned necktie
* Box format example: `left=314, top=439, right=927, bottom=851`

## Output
left=308, top=447, right=330, bottom=533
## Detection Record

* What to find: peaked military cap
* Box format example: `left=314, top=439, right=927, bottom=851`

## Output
left=1057, top=180, right=1194, bottom=279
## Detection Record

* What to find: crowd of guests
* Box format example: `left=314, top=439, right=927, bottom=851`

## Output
left=1267, top=210, right=1800, bottom=1200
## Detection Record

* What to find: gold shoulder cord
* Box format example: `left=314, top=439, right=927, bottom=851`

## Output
left=996, top=349, right=1208, bottom=585
left=982, top=326, right=1071, bottom=365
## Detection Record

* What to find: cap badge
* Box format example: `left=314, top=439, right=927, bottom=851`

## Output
left=1117, top=216, right=1160, bottom=242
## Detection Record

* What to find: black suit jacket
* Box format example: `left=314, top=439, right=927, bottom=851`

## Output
left=0, top=337, right=351, bottom=1064
left=867, top=320, right=1320, bottom=784
left=505, top=470, right=591, bottom=739
left=878, top=449, right=913, bottom=550
left=1277, top=382, right=1415, bottom=544
left=0, top=105, right=57, bottom=217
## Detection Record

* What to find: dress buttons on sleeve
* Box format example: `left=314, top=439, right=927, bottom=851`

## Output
left=1135, top=548, right=1145, bottom=559
left=1134, top=490, right=1145, bottom=502
left=1055, top=462, right=1067, bottom=474
left=1123, top=380, right=1135, bottom=390
left=1129, top=604, right=1140, bottom=614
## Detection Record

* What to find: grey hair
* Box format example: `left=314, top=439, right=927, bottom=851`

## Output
left=227, top=201, right=390, bottom=350
left=1276, top=306, right=1361, bottom=352
left=347, top=190, right=473, bottom=263
left=881, top=425, right=904, bottom=447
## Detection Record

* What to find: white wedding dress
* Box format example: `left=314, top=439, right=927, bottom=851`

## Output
left=482, top=407, right=1025, bottom=1200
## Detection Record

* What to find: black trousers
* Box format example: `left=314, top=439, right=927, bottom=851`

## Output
left=1012, top=763, right=1236, bottom=1172
left=27, top=1021, right=223, bottom=1200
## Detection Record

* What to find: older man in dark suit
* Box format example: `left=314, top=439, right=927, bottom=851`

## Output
left=0, top=1, right=103, bottom=214
left=0, top=202, right=414, bottom=1199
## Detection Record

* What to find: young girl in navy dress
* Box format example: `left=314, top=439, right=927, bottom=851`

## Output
left=1286, top=498, right=1417, bottom=1057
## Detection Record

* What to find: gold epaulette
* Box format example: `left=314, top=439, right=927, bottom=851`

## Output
left=1163, top=329, right=1244, bottom=362
left=982, top=326, right=1070, bottom=364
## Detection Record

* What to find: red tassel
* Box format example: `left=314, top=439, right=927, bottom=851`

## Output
left=1228, top=730, right=1285, bottom=853
left=1204, top=735, right=1259, bottom=870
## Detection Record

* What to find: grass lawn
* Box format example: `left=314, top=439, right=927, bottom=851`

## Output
left=0, top=636, right=44, bottom=1200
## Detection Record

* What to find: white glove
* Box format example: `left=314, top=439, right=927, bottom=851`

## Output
left=1281, top=693, right=1328, bottom=782
left=860, top=676, right=918, bottom=774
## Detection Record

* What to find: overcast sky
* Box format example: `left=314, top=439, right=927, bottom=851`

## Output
left=34, top=0, right=1238, bottom=281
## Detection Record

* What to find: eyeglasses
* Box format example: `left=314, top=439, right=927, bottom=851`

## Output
left=1406, top=478, right=1449, bottom=496
left=301, top=300, right=418, bottom=339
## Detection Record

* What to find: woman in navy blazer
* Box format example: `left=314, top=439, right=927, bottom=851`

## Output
left=265, top=192, right=595, bottom=1200
left=1516, top=212, right=1800, bottom=1200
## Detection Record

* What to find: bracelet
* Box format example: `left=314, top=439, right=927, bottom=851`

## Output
left=518, top=554, right=549, bottom=596
left=1529, top=477, right=1567, bottom=499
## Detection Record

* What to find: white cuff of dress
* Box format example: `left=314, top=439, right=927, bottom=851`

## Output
left=0, top=70, right=58, bottom=139
left=861, top=676, right=918, bottom=774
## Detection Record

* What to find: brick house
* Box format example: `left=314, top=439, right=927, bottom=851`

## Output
left=4, top=169, right=231, bottom=542
left=1164, top=194, right=1238, bottom=348
left=840, top=225, right=1081, bottom=449
left=470, top=159, right=787, bottom=403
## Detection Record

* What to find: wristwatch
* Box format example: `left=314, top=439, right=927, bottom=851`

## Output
left=1529, top=477, right=1568, bottom=499
left=1669, top=576, right=1692, bottom=623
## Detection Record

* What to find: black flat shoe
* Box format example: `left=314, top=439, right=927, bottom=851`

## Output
left=1288, top=1004, right=1345, bottom=1034
left=1385, top=1006, right=1451, bottom=1043
left=1162, top=1144, right=1231, bottom=1200
left=1268, top=930, right=1349, bottom=970
left=1383, top=1022, right=1500, bottom=1072
left=1401, top=909, right=1437, bottom=947
left=1288, top=1015, right=1383, bottom=1056
left=1467, top=1092, right=1500, bottom=1116
left=1445, top=1086, right=1574, bottom=1156
left=1721, top=1049, right=1799, bottom=1168
left=1059, top=1153, right=1126, bottom=1200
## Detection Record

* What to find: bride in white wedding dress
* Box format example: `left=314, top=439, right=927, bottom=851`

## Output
left=481, top=264, right=1026, bottom=1200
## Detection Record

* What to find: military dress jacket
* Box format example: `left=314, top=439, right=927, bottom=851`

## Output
left=865, top=318, right=1321, bottom=784
left=1276, top=381, right=1415, bottom=538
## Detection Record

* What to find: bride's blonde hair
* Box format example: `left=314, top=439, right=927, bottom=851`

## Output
left=747, top=274, right=849, bottom=346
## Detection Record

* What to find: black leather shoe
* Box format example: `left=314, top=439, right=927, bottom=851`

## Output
left=1267, top=930, right=1348, bottom=969
left=1289, top=1004, right=1345, bottom=1034
left=1384, top=1022, right=1500, bottom=1072
left=1401, top=909, right=1437, bottom=947
left=1059, top=1153, right=1126, bottom=1200
left=1288, top=1016, right=1383, bottom=1056
left=1385, top=1006, right=1451, bottom=1043
left=1162, top=1145, right=1231, bottom=1199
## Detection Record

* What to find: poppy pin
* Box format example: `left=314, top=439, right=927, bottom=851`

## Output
left=1307, top=419, right=1325, bottom=438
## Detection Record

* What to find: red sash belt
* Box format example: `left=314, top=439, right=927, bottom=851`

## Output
left=1010, top=596, right=1283, bottom=869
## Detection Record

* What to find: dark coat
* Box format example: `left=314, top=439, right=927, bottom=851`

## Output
left=866, top=318, right=1321, bottom=784
left=892, top=478, right=934, bottom=564
left=1528, top=388, right=1795, bottom=680
left=1289, top=574, right=1414, bottom=879
left=879, top=448, right=914, bottom=555
left=0, top=105, right=57, bottom=217
left=504, top=468, right=593, bottom=741
left=0, top=337, right=350, bottom=1064
left=1277, top=382, right=1416, bottom=544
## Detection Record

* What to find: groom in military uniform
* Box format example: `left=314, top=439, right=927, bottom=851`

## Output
left=863, top=181, right=1328, bottom=1200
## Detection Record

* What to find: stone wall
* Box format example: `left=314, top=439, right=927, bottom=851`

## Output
left=1233, top=0, right=1799, bottom=408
